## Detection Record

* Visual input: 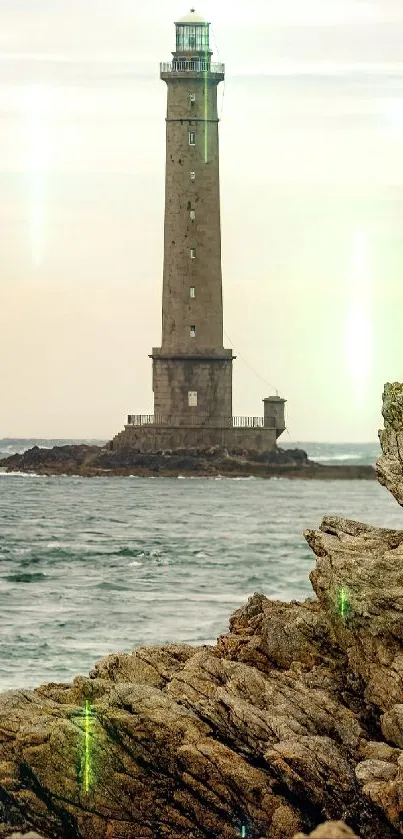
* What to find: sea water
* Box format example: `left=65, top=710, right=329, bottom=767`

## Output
left=0, top=439, right=401, bottom=692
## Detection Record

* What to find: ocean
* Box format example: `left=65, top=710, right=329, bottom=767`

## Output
left=0, top=438, right=401, bottom=693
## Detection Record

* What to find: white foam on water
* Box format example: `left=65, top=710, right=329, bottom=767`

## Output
left=0, top=471, right=47, bottom=478
left=313, top=454, right=363, bottom=462
left=132, top=592, right=248, bottom=602
left=45, top=542, right=109, bottom=552
left=128, top=560, right=143, bottom=567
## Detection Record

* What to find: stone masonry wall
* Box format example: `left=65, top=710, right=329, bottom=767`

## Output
left=152, top=68, right=234, bottom=423
left=111, top=424, right=277, bottom=454
left=160, top=76, right=224, bottom=354
left=152, top=357, right=232, bottom=420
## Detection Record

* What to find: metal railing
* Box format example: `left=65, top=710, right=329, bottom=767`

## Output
left=126, top=414, right=276, bottom=429
left=160, top=61, right=225, bottom=74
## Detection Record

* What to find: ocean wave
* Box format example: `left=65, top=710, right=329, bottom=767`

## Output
left=313, top=454, right=365, bottom=462
left=95, top=580, right=135, bottom=591
left=121, top=592, right=250, bottom=602
left=0, top=471, right=47, bottom=478
left=5, top=572, right=47, bottom=583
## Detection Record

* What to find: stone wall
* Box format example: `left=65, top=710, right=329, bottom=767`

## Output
left=152, top=355, right=232, bottom=420
left=264, top=396, right=287, bottom=439
left=159, top=75, right=224, bottom=354
left=151, top=67, right=234, bottom=424
left=111, top=424, right=277, bottom=454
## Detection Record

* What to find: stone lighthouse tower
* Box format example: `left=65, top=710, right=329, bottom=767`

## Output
left=151, top=9, right=233, bottom=426
left=112, top=10, right=286, bottom=454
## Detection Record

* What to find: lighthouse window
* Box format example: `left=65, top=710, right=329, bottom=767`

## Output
left=190, top=171, right=196, bottom=181
left=176, top=24, right=209, bottom=52
left=190, top=325, right=196, bottom=337
left=190, top=248, right=196, bottom=259
left=188, top=391, right=198, bottom=407
left=190, top=286, right=195, bottom=298
left=190, top=209, right=195, bottom=221
left=189, top=131, right=196, bottom=146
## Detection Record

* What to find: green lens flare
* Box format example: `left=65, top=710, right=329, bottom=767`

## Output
left=83, top=700, right=91, bottom=793
left=337, top=586, right=351, bottom=620
left=204, top=24, right=208, bottom=163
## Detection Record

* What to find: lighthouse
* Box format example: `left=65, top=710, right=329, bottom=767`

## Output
left=151, top=9, right=233, bottom=426
left=112, top=10, right=286, bottom=454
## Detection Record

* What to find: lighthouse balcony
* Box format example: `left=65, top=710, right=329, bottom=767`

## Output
left=112, top=414, right=282, bottom=454
left=160, top=60, right=225, bottom=78
left=126, top=414, right=276, bottom=429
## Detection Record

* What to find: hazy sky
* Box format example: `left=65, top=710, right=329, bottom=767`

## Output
left=1, top=0, right=403, bottom=442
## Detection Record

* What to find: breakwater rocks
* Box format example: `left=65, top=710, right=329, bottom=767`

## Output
left=0, top=383, right=402, bottom=839
left=0, top=442, right=375, bottom=479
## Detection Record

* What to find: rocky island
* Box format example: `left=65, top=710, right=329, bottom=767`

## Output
left=0, top=382, right=402, bottom=839
left=0, top=442, right=375, bottom=479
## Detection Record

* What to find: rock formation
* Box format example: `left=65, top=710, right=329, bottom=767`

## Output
left=376, top=382, right=403, bottom=506
left=4, top=834, right=46, bottom=839
left=292, top=823, right=359, bottom=838
left=0, top=443, right=375, bottom=479
left=0, top=383, right=402, bottom=839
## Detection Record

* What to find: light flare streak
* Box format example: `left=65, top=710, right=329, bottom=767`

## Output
left=204, top=23, right=208, bottom=163
left=83, top=700, right=91, bottom=794
left=337, top=586, right=351, bottom=621
left=345, top=230, right=372, bottom=406
left=27, top=84, right=50, bottom=266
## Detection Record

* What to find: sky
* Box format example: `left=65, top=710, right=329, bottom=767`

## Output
left=1, top=0, right=403, bottom=442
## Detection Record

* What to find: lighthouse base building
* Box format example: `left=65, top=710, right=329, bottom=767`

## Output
left=111, top=10, right=286, bottom=455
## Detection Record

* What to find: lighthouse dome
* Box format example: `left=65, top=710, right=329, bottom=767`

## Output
left=176, top=9, right=208, bottom=24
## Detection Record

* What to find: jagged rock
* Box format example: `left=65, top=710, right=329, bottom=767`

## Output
left=304, top=516, right=403, bottom=712
left=355, top=759, right=398, bottom=783
left=376, top=382, right=403, bottom=506
left=0, top=384, right=401, bottom=839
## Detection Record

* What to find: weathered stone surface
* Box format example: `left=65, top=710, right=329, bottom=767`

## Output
left=355, top=759, right=398, bottom=782
left=304, top=516, right=403, bottom=712
left=5, top=834, right=46, bottom=839
left=292, top=822, right=359, bottom=838
left=0, top=384, right=401, bottom=839
left=5, top=834, right=46, bottom=838
left=377, top=382, right=403, bottom=506
left=0, top=599, right=401, bottom=837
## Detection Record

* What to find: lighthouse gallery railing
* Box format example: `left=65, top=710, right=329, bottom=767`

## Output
left=160, top=61, right=225, bottom=74
left=126, top=415, right=276, bottom=429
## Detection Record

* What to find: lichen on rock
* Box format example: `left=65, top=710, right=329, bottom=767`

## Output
left=377, top=382, right=403, bottom=506
left=382, top=382, right=403, bottom=432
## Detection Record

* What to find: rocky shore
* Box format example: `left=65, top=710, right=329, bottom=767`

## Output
left=0, top=382, right=402, bottom=839
left=0, top=441, right=376, bottom=479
